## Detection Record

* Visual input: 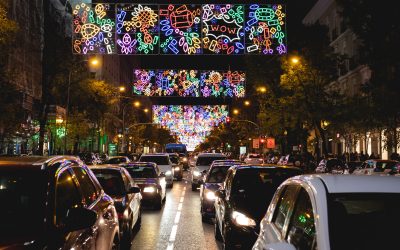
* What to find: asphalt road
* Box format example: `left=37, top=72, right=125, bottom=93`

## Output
left=130, top=172, right=223, bottom=250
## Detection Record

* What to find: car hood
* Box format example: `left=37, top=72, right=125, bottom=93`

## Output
left=203, top=182, right=222, bottom=191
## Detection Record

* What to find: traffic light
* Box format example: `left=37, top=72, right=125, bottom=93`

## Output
left=226, top=116, right=231, bottom=123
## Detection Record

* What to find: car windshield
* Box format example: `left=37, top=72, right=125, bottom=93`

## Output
left=0, top=169, right=46, bottom=235
left=196, top=156, right=226, bottom=166
left=169, top=155, right=179, bottom=164
left=104, top=157, right=127, bottom=164
left=206, top=165, right=231, bottom=183
left=91, top=169, right=125, bottom=196
left=140, top=156, right=169, bottom=165
left=328, top=193, right=400, bottom=250
left=125, top=166, right=157, bottom=178
left=375, top=161, right=397, bottom=170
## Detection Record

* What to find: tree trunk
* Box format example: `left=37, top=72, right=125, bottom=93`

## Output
left=314, top=122, right=328, bottom=157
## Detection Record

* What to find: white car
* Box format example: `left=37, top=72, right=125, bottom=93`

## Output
left=191, top=153, right=226, bottom=191
left=352, top=159, right=399, bottom=175
left=139, top=153, right=174, bottom=188
left=253, top=174, right=400, bottom=250
left=244, top=153, right=264, bottom=164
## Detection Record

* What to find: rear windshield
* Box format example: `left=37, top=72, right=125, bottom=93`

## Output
left=196, top=156, right=227, bottom=166
left=328, top=193, right=400, bottom=250
left=125, top=166, right=157, bottom=178
left=91, top=169, right=125, bottom=196
left=248, top=154, right=262, bottom=158
left=169, top=155, right=179, bottom=164
left=140, top=156, right=169, bottom=165
left=206, top=165, right=231, bottom=183
left=104, top=157, right=127, bottom=164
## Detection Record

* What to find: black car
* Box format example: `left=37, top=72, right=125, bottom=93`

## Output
left=169, top=153, right=183, bottom=180
left=200, top=160, right=245, bottom=221
left=121, top=162, right=167, bottom=210
left=0, top=156, right=120, bottom=249
left=90, top=165, right=142, bottom=247
left=214, top=164, right=303, bottom=249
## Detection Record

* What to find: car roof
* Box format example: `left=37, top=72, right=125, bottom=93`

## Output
left=122, top=162, right=156, bottom=167
left=197, top=153, right=226, bottom=157
left=108, top=156, right=127, bottom=158
left=88, top=164, right=124, bottom=170
left=140, top=153, right=169, bottom=156
left=230, top=164, right=302, bottom=171
left=0, top=155, right=82, bottom=170
left=292, top=174, right=400, bottom=193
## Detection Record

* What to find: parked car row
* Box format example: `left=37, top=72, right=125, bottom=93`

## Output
left=315, top=158, right=400, bottom=175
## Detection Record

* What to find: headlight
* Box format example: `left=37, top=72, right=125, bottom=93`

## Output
left=193, top=170, right=201, bottom=177
left=174, top=167, right=180, bottom=171
left=143, top=186, right=156, bottom=193
left=183, top=157, right=188, bottom=162
left=165, top=170, right=172, bottom=176
left=231, top=211, right=256, bottom=227
left=205, top=191, right=216, bottom=201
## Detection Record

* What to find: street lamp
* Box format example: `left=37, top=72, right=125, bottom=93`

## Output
left=134, top=101, right=141, bottom=108
left=258, top=86, right=267, bottom=93
left=233, top=109, right=239, bottom=115
left=143, top=108, right=149, bottom=113
left=119, top=86, right=126, bottom=92
left=290, top=56, right=300, bottom=65
left=244, top=100, right=250, bottom=106
left=64, top=57, right=100, bottom=154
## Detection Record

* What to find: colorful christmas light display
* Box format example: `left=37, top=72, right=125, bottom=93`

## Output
left=116, top=4, right=160, bottom=54
left=245, top=4, right=286, bottom=54
left=72, top=3, right=116, bottom=54
left=73, top=3, right=286, bottom=55
left=133, top=69, right=245, bottom=97
left=202, top=4, right=245, bottom=54
left=152, top=105, right=229, bottom=151
left=159, top=4, right=202, bottom=55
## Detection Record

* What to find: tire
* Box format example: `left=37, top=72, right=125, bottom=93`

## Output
left=214, top=220, right=223, bottom=241
left=192, top=183, right=197, bottom=191
left=134, top=209, right=142, bottom=231
left=121, top=224, right=132, bottom=248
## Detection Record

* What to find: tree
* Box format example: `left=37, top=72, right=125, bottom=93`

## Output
left=337, top=0, right=400, bottom=153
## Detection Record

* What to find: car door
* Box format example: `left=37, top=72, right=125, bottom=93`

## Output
left=216, top=169, right=233, bottom=231
left=72, top=165, right=118, bottom=250
left=121, top=168, right=141, bottom=224
left=54, top=166, right=96, bottom=250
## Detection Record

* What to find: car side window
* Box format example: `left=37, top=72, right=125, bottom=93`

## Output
left=121, top=169, right=132, bottom=189
left=272, top=185, right=299, bottom=233
left=55, top=168, right=83, bottom=226
left=72, top=167, right=98, bottom=206
left=286, top=188, right=317, bottom=250
left=224, top=170, right=233, bottom=197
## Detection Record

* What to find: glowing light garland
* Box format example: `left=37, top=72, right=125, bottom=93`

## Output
left=153, top=105, right=229, bottom=151
left=133, top=69, right=245, bottom=98
left=72, top=3, right=286, bottom=55
left=73, top=3, right=116, bottom=54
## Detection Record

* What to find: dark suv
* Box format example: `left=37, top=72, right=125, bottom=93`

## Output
left=0, top=156, right=120, bottom=249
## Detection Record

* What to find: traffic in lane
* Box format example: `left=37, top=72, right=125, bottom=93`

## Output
left=131, top=172, right=222, bottom=250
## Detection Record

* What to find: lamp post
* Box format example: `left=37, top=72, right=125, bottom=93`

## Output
left=64, top=57, right=99, bottom=154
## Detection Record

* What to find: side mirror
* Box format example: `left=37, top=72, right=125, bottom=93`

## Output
left=159, top=172, right=166, bottom=177
left=64, top=207, right=97, bottom=232
left=215, top=189, right=226, bottom=199
left=127, top=186, right=141, bottom=194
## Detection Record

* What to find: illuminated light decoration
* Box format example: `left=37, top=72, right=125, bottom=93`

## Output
left=132, top=69, right=245, bottom=98
left=159, top=4, right=202, bottom=55
left=72, top=3, right=115, bottom=54
left=245, top=4, right=287, bottom=55
left=152, top=105, right=229, bottom=151
left=202, top=4, right=245, bottom=55
left=72, top=3, right=287, bottom=55
left=116, top=4, right=160, bottom=54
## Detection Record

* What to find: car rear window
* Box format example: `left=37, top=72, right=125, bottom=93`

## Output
left=196, top=156, right=226, bottom=166
left=91, top=169, right=125, bottom=196
left=125, top=166, right=157, bottom=178
left=140, top=156, right=169, bottom=165
left=206, top=165, right=231, bottom=183
left=328, top=193, right=400, bottom=250
left=248, top=154, right=262, bottom=158
left=104, top=157, right=127, bottom=164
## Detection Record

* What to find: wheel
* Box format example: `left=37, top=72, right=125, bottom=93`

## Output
left=192, top=183, right=197, bottom=191
left=121, top=222, right=132, bottom=248
left=214, top=220, right=223, bottom=241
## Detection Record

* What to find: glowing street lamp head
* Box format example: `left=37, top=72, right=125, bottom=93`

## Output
left=56, top=117, right=64, bottom=124
left=233, top=109, right=239, bottom=115
left=244, top=100, right=250, bottom=106
left=258, top=87, right=267, bottom=93
left=134, top=101, right=141, bottom=108
left=143, top=108, right=149, bottom=113
left=290, top=56, right=300, bottom=65
left=90, top=58, right=99, bottom=66
left=119, top=86, right=126, bottom=92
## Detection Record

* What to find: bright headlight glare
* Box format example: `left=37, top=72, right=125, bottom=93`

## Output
left=174, top=167, right=180, bottom=171
left=165, top=171, right=172, bottom=176
left=143, top=186, right=156, bottom=193
left=205, top=191, right=216, bottom=201
left=183, top=157, right=188, bottom=162
left=193, top=171, right=201, bottom=177
left=231, top=211, right=256, bottom=227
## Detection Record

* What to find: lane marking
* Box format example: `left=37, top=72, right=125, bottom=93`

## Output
left=174, top=211, right=181, bottom=224
left=177, top=203, right=183, bottom=211
left=167, top=243, right=174, bottom=250
left=183, top=186, right=187, bottom=191
left=180, top=196, right=184, bottom=203
left=169, top=224, right=178, bottom=242
left=181, top=190, right=186, bottom=196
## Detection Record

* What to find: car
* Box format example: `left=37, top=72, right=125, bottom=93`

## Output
left=244, top=153, right=264, bottom=164
left=77, top=152, right=101, bottom=165
left=121, top=162, right=167, bottom=210
left=168, top=153, right=183, bottom=180
left=0, top=156, right=120, bottom=249
left=165, top=143, right=189, bottom=169
left=199, top=161, right=244, bottom=222
left=191, top=153, right=227, bottom=191
left=346, top=160, right=363, bottom=173
left=352, top=159, right=399, bottom=175
left=252, top=175, right=400, bottom=250
left=103, top=156, right=131, bottom=164
left=277, top=154, right=295, bottom=166
left=139, top=153, right=174, bottom=188
left=214, top=164, right=303, bottom=249
left=89, top=165, right=142, bottom=247
left=315, top=158, right=348, bottom=174
left=179, top=153, right=190, bottom=170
